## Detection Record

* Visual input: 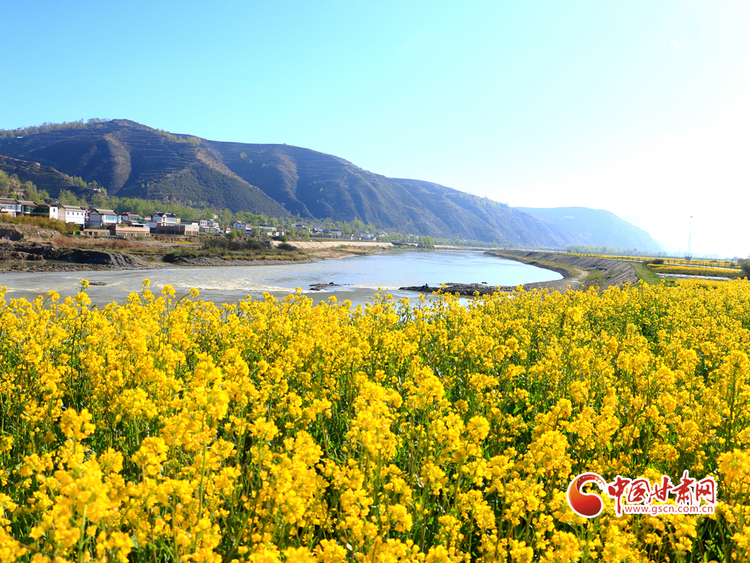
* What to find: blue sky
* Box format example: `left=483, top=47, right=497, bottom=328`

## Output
left=2, top=1, right=749, bottom=256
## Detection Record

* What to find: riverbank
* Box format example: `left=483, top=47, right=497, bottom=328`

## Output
left=0, top=226, right=395, bottom=273
left=488, top=250, right=639, bottom=291
left=0, top=226, right=638, bottom=291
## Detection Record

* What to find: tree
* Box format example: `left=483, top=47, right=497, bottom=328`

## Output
left=417, top=236, right=435, bottom=249
left=739, top=259, right=750, bottom=278
left=20, top=181, right=49, bottom=203
left=91, top=194, right=109, bottom=208
left=59, top=190, right=86, bottom=206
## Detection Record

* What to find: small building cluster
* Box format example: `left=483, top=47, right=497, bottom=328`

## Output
left=0, top=198, right=220, bottom=238
left=0, top=197, right=387, bottom=241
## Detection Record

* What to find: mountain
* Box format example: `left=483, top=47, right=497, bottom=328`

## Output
left=516, top=207, right=663, bottom=252
left=0, top=119, right=581, bottom=245
left=203, top=142, right=579, bottom=245
left=0, top=120, right=288, bottom=217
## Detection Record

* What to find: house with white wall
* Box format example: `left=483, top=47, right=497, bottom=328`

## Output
left=58, top=205, right=87, bottom=226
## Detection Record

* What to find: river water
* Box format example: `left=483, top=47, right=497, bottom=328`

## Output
left=0, top=249, right=561, bottom=307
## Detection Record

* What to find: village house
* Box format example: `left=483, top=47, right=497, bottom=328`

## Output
left=258, top=225, right=285, bottom=237
left=88, top=208, right=119, bottom=228
left=199, top=219, right=221, bottom=233
left=58, top=205, right=87, bottom=226
left=16, top=200, right=37, bottom=215
left=30, top=203, right=59, bottom=220
left=145, top=213, right=197, bottom=236
left=0, top=198, right=23, bottom=216
left=155, top=223, right=199, bottom=236
left=118, top=212, right=143, bottom=224
left=151, top=212, right=180, bottom=227
left=109, top=224, right=151, bottom=238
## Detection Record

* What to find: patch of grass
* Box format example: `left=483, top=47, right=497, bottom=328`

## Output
left=582, top=268, right=612, bottom=289
left=632, top=261, right=662, bottom=285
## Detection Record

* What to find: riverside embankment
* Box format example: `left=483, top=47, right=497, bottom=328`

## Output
left=489, top=250, right=639, bottom=290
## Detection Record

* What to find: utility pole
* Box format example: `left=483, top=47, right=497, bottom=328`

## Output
left=685, top=216, right=693, bottom=261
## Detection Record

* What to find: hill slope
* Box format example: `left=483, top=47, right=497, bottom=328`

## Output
left=0, top=154, right=79, bottom=193
left=0, top=119, right=582, bottom=245
left=0, top=120, right=288, bottom=217
left=516, top=207, right=663, bottom=252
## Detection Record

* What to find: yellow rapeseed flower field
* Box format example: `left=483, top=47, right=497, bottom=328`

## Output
left=1, top=280, right=749, bottom=562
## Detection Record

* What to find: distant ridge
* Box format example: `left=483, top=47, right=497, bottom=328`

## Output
left=0, top=119, right=648, bottom=247
left=516, top=207, right=663, bottom=252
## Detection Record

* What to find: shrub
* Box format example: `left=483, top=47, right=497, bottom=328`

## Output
left=0, top=214, right=79, bottom=235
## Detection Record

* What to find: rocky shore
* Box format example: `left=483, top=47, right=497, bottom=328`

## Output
left=399, top=283, right=511, bottom=295
left=0, top=244, right=317, bottom=273
left=0, top=240, right=160, bottom=272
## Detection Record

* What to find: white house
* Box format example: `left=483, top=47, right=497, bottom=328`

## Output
left=58, top=205, right=87, bottom=226
left=152, top=212, right=180, bottom=226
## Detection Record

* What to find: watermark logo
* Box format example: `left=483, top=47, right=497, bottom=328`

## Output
left=567, top=470, right=717, bottom=518
left=567, top=472, right=608, bottom=518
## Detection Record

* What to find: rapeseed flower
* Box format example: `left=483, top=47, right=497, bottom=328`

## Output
left=1, top=280, right=750, bottom=560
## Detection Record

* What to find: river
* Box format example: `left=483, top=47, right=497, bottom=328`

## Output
left=0, top=249, right=562, bottom=306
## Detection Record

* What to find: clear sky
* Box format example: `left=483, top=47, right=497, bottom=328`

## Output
left=2, top=1, right=749, bottom=257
